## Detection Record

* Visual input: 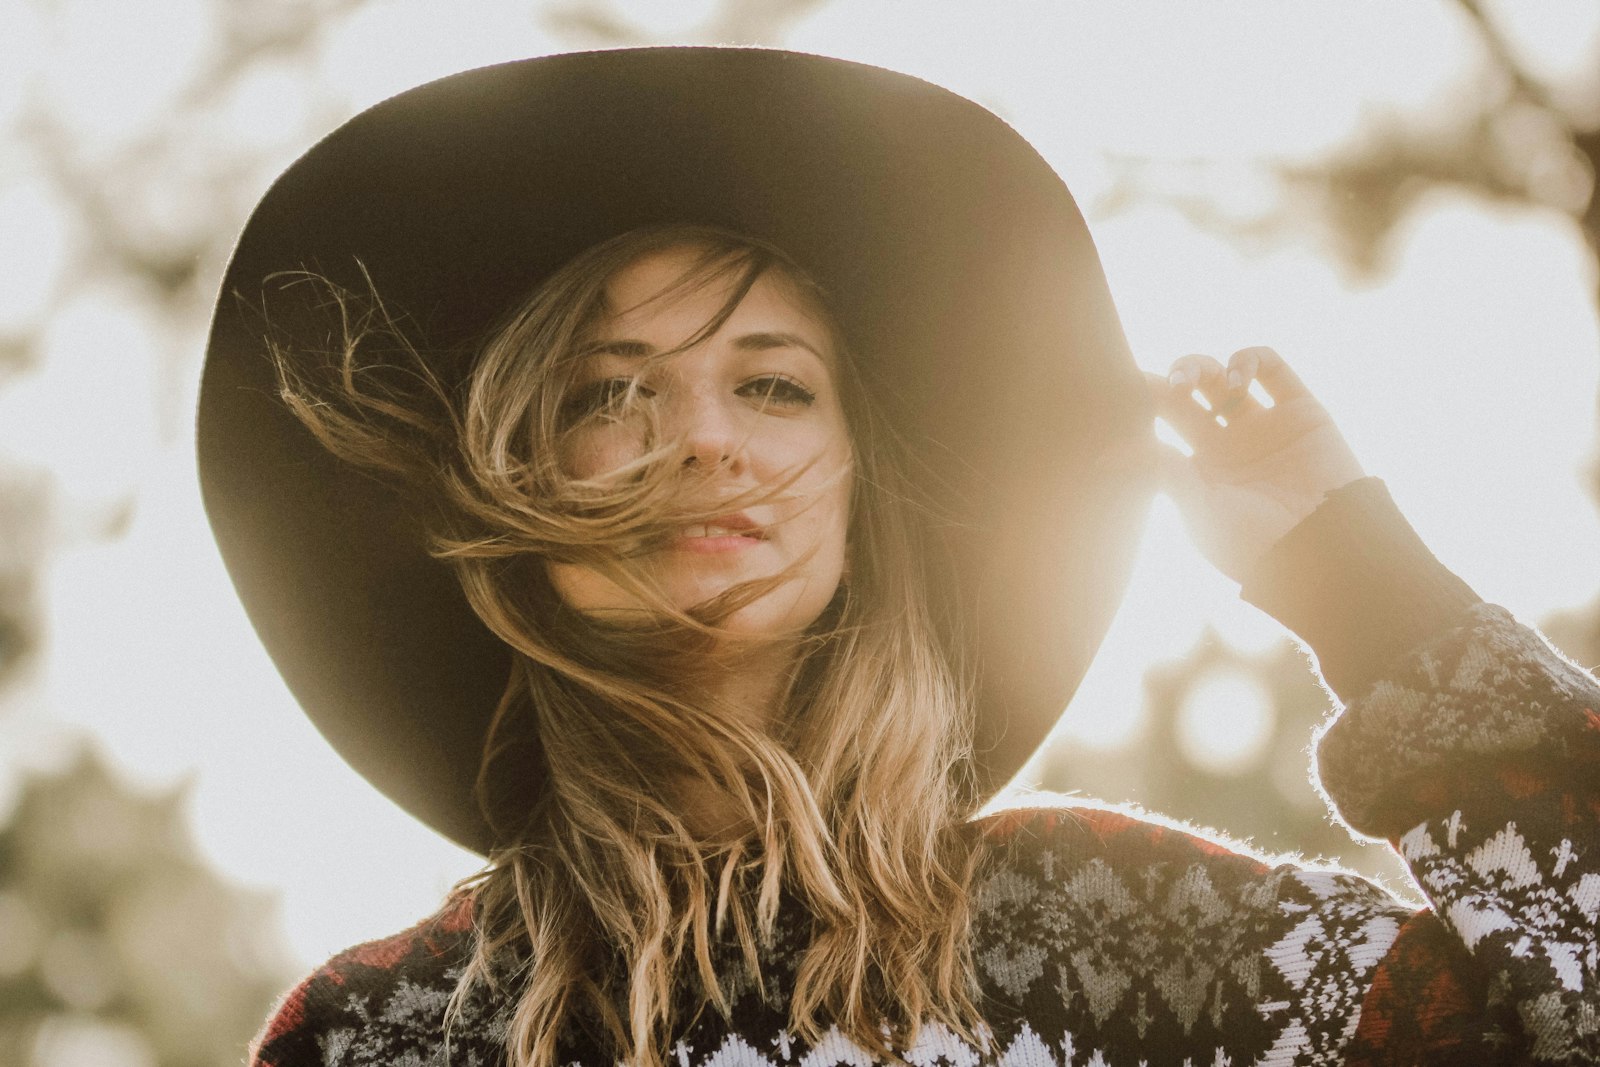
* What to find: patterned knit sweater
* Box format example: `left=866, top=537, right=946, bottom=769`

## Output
left=249, top=477, right=1600, bottom=1065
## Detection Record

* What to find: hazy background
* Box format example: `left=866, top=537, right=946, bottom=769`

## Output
left=2, top=2, right=1597, bottom=1064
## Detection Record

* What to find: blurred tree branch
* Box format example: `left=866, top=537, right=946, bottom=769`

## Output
left=1282, top=0, right=1600, bottom=667
left=0, top=745, right=296, bottom=1067
left=1100, top=1, right=1598, bottom=291
left=1, top=0, right=367, bottom=695
left=14, top=0, right=369, bottom=303
left=1285, top=0, right=1598, bottom=287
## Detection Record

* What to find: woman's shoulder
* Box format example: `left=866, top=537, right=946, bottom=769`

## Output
left=249, top=892, right=498, bottom=1067
left=965, top=796, right=1415, bottom=944
left=970, top=796, right=1294, bottom=870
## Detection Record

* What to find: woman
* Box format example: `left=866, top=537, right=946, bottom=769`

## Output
left=200, top=48, right=1599, bottom=1065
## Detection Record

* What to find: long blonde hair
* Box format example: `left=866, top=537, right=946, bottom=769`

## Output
left=268, top=224, right=986, bottom=1067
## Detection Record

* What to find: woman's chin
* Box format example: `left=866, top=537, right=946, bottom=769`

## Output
left=551, top=566, right=842, bottom=642
left=701, top=579, right=841, bottom=643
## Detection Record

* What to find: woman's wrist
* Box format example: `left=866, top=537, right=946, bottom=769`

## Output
left=1238, top=476, right=1484, bottom=704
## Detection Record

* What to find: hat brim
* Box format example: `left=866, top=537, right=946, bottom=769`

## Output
left=199, top=46, right=1159, bottom=855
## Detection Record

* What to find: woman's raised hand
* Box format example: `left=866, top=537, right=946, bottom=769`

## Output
left=1133, top=346, right=1369, bottom=586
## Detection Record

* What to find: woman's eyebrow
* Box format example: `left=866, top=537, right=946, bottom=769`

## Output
left=579, top=333, right=826, bottom=360
left=579, top=339, right=655, bottom=358
left=733, top=331, right=825, bottom=360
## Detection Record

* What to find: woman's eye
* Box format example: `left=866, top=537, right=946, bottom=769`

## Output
left=740, top=374, right=816, bottom=408
left=563, top=377, right=652, bottom=421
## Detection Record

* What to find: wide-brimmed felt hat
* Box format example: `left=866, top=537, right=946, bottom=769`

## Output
left=199, top=46, right=1160, bottom=856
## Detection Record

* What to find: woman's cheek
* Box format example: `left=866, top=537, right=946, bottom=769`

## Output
left=561, top=427, right=628, bottom=480
left=546, top=559, right=635, bottom=616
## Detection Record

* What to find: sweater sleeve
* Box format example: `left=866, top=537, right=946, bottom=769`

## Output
left=1237, top=476, right=1485, bottom=707
left=1238, top=475, right=1600, bottom=1063
left=246, top=896, right=497, bottom=1067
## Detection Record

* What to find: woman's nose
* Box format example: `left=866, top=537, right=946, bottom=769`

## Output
left=668, top=387, right=744, bottom=470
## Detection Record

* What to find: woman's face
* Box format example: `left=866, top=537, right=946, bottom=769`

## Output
left=547, top=244, right=854, bottom=639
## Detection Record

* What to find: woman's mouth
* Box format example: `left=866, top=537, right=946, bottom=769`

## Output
left=674, top=515, right=765, bottom=552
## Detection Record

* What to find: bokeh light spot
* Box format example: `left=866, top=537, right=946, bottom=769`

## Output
left=214, top=56, right=320, bottom=153
left=32, top=1017, right=155, bottom=1067
left=0, top=178, right=74, bottom=335
left=1, top=285, right=160, bottom=506
left=1175, top=669, right=1276, bottom=775
left=40, top=929, right=119, bottom=1012
left=38, top=0, right=216, bottom=154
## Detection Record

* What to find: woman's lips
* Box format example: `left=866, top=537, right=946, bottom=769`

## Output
left=673, top=514, right=765, bottom=553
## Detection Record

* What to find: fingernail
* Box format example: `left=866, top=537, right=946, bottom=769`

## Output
left=1227, top=370, right=1242, bottom=390
left=1168, top=370, right=1191, bottom=390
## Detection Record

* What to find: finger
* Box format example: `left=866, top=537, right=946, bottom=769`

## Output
left=1230, top=345, right=1311, bottom=405
left=1165, top=350, right=1268, bottom=429
left=1165, top=353, right=1225, bottom=394
left=1209, top=352, right=1267, bottom=423
left=1160, top=353, right=1264, bottom=430
left=1167, top=354, right=1232, bottom=418
left=1171, top=354, right=1259, bottom=420
left=1145, top=368, right=1226, bottom=449
left=1182, top=353, right=1246, bottom=411
left=1209, top=387, right=1263, bottom=426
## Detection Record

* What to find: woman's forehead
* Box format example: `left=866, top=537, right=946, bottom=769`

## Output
left=595, top=247, right=839, bottom=362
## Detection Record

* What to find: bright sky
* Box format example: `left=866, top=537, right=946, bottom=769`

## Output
left=1, top=0, right=1597, bottom=972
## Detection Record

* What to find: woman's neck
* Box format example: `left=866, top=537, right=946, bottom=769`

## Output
left=673, top=639, right=802, bottom=840
left=694, top=638, right=800, bottom=732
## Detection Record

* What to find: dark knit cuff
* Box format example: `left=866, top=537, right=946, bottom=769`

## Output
left=1238, top=476, right=1484, bottom=706
left=1313, top=601, right=1600, bottom=838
